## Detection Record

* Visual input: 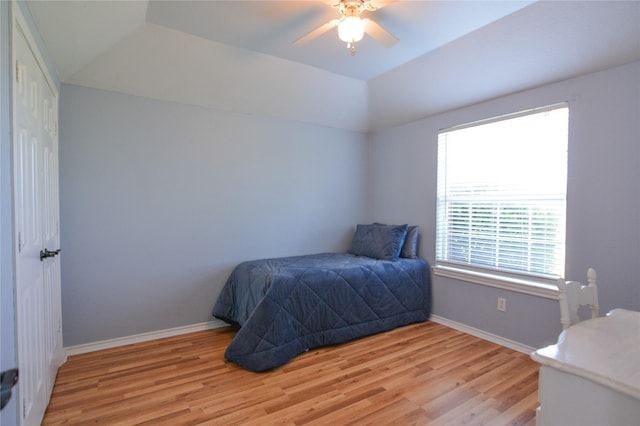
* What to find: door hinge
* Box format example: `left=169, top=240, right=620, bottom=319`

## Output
left=15, top=61, right=22, bottom=84
left=18, top=232, right=22, bottom=253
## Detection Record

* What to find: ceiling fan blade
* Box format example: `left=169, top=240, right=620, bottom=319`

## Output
left=365, top=0, right=397, bottom=11
left=363, top=18, right=398, bottom=47
left=293, top=19, right=341, bottom=45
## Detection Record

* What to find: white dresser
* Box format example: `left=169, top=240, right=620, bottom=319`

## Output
left=531, top=309, right=640, bottom=426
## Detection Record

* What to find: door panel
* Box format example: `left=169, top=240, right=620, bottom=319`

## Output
left=40, top=64, right=63, bottom=392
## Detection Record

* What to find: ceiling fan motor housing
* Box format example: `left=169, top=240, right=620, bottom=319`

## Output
left=340, top=1, right=366, bottom=17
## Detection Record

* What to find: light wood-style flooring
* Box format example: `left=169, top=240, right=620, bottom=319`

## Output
left=43, top=322, right=539, bottom=425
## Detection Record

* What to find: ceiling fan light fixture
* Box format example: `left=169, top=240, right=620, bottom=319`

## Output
left=338, top=16, right=365, bottom=44
left=293, top=0, right=398, bottom=54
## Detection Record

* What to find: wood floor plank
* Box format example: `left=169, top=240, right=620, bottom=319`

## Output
left=43, top=321, right=539, bottom=425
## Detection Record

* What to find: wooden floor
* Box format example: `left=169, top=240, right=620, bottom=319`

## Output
left=43, top=322, right=539, bottom=425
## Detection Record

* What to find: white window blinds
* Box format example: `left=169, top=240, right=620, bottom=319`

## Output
left=436, top=104, right=569, bottom=279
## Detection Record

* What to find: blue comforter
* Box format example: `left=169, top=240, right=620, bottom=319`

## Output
left=212, top=253, right=431, bottom=371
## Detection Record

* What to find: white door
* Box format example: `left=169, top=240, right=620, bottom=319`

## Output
left=12, top=16, right=64, bottom=426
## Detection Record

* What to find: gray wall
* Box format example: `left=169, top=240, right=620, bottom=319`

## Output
left=370, top=60, right=640, bottom=349
left=59, top=84, right=369, bottom=346
left=60, top=61, right=640, bottom=350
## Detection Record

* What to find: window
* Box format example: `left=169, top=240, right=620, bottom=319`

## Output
left=435, top=104, right=568, bottom=291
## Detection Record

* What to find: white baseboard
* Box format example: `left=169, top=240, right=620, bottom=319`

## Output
left=64, top=319, right=229, bottom=356
left=430, top=314, right=535, bottom=355
left=64, top=316, right=534, bottom=358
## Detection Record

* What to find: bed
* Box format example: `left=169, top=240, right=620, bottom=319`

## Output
left=212, top=224, right=431, bottom=372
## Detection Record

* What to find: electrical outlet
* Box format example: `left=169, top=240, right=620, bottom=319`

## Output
left=497, top=297, right=506, bottom=312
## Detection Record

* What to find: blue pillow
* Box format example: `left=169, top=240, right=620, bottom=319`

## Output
left=348, top=224, right=408, bottom=260
left=373, top=223, right=420, bottom=258
left=401, top=225, right=420, bottom=259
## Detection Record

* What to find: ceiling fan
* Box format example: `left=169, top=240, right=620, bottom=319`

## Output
left=294, top=0, right=398, bottom=55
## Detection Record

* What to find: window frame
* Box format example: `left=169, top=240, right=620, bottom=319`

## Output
left=434, top=103, right=569, bottom=299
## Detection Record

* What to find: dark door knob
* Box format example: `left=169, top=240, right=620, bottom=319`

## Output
left=39, top=248, right=60, bottom=261
left=0, top=368, right=18, bottom=410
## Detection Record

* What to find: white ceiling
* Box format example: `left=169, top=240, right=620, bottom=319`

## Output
left=144, top=0, right=537, bottom=81
left=29, top=0, right=538, bottom=82
left=26, top=1, right=640, bottom=131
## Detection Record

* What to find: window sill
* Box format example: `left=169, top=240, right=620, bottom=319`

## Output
left=432, top=264, right=559, bottom=300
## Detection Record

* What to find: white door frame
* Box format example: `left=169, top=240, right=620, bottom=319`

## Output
left=11, top=4, right=64, bottom=425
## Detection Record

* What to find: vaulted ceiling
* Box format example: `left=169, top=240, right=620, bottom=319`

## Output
left=27, top=1, right=640, bottom=131
left=28, top=0, right=540, bottom=82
